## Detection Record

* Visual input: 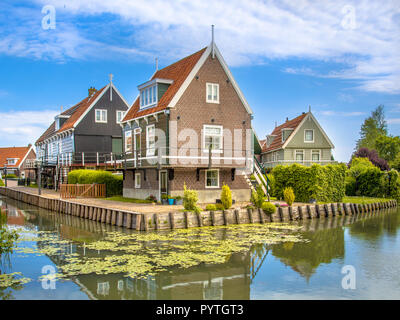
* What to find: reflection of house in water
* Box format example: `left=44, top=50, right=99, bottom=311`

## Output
left=0, top=200, right=27, bottom=226
left=271, top=227, right=345, bottom=280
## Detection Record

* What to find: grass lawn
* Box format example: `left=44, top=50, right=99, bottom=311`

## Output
left=341, top=196, right=393, bottom=204
left=27, top=184, right=38, bottom=188
left=104, top=196, right=155, bottom=204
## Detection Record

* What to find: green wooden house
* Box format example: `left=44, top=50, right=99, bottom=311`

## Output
left=259, top=110, right=335, bottom=169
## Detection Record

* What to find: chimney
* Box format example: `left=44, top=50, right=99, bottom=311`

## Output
left=28, top=143, right=32, bottom=148
left=88, top=87, right=97, bottom=97
left=286, top=117, right=289, bottom=122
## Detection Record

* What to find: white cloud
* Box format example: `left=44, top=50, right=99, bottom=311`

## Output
left=387, top=118, right=400, bottom=124
left=1, top=0, right=399, bottom=94
left=0, top=110, right=58, bottom=147
left=318, top=110, right=365, bottom=117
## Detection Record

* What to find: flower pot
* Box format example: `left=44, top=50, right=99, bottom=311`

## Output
left=175, top=199, right=183, bottom=205
left=168, top=198, right=175, bottom=205
left=161, top=199, right=168, bottom=205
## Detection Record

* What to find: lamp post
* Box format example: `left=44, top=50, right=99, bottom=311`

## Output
left=37, top=160, right=42, bottom=196
left=4, top=164, right=7, bottom=188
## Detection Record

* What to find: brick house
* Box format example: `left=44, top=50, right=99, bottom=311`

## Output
left=121, top=42, right=255, bottom=203
left=0, top=145, right=36, bottom=179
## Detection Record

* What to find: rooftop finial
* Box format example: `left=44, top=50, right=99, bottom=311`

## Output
left=211, top=24, right=215, bottom=59
left=109, top=74, right=113, bottom=101
left=60, top=105, right=63, bottom=112
left=309, top=105, right=311, bottom=113
left=109, top=73, right=113, bottom=84
left=155, top=57, right=158, bottom=71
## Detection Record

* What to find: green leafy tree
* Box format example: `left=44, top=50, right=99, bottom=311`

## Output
left=356, top=105, right=387, bottom=150
left=375, top=135, right=400, bottom=163
left=283, top=187, right=295, bottom=206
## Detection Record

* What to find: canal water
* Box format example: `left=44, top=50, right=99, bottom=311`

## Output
left=1, top=195, right=400, bottom=300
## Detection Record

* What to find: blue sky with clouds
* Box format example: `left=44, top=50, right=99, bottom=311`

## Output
left=0, top=0, right=399, bottom=162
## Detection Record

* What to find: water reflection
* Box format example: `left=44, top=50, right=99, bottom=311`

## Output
left=1, top=196, right=400, bottom=300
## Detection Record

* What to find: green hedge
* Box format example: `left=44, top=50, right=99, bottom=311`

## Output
left=67, top=170, right=123, bottom=197
left=272, top=163, right=347, bottom=203
left=0, top=179, right=4, bottom=187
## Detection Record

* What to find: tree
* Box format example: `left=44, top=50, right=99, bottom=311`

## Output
left=356, top=105, right=387, bottom=150
left=375, top=135, right=400, bottom=163
left=350, top=148, right=389, bottom=171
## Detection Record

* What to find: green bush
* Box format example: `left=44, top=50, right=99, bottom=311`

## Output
left=215, top=203, right=225, bottom=210
left=250, top=185, right=266, bottom=208
left=387, top=170, right=400, bottom=200
left=220, top=184, right=232, bottom=209
left=205, top=204, right=217, bottom=211
left=345, top=176, right=357, bottom=196
left=261, top=202, right=276, bottom=215
left=5, top=174, right=17, bottom=179
left=272, top=163, right=347, bottom=203
left=183, top=183, right=201, bottom=213
left=283, top=187, right=295, bottom=206
left=67, top=170, right=122, bottom=197
left=0, top=179, right=4, bottom=187
left=266, top=173, right=275, bottom=197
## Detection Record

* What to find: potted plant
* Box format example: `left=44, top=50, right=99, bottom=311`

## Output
left=168, top=195, right=175, bottom=205
left=161, top=194, right=168, bottom=205
left=175, top=195, right=183, bottom=205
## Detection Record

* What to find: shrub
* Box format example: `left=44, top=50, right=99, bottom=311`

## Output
left=283, top=187, right=295, bottom=206
left=272, top=163, right=346, bottom=203
left=146, top=195, right=157, bottom=203
left=183, top=183, right=201, bottom=213
left=205, top=204, right=217, bottom=211
left=215, top=203, right=225, bottom=210
left=220, top=184, right=232, bottom=209
left=261, top=202, right=276, bottom=215
left=67, top=170, right=122, bottom=197
left=5, top=174, right=17, bottom=179
left=350, top=148, right=389, bottom=171
left=266, top=173, right=275, bottom=197
left=345, top=176, right=357, bottom=196
left=250, top=185, right=265, bottom=208
left=0, top=179, right=4, bottom=187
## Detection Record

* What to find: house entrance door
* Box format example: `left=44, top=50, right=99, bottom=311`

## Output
left=159, top=170, right=168, bottom=200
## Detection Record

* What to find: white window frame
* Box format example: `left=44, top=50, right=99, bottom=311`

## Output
left=116, top=110, right=125, bottom=124
left=304, top=129, right=314, bottom=143
left=205, top=169, right=219, bottom=188
left=206, top=83, right=219, bottom=104
left=295, top=149, right=304, bottom=161
left=203, top=124, right=223, bottom=153
left=312, top=149, right=321, bottom=162
left=140, top=85, right=157, bottom=109
left=7, top=158, right=18, bottom=165
left=146, top=124, right=156, bottom=156
left=135, top=172, right=141, bottom=188
left=125, top=130, right=132, bottom=154
left=95, top=109, right=107, bottom=123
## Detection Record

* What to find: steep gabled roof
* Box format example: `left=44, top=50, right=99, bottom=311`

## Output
left=0, top=146, right=35, bottom=168
left=36, top=86, right=107, bottom=144
left=123, top=48, right=207, bottom=121
left=262, top=113, right=308, bottom=153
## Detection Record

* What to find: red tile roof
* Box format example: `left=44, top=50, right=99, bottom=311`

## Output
left=36, top=86, right=107, bottom=144
left=0, top=146, right=34, bottom=168
left=262, top=113, right=308, bottom=153
left=123, top=47, right=207, bottom=122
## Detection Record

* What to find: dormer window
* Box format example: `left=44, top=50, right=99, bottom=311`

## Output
left=7, top=158, right=18, bottom=165
left=138, top=78, right=173, bottom=110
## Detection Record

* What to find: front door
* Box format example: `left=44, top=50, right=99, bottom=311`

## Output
left=159, top=170, right=168, bottom=200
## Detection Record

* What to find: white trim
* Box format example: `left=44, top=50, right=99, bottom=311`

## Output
left=137, top=78, right=173, bottom=90
left=166, top=44, right=253, bottom=115
left=281, top=112, right=335, bottom=149
left=73, top=84, right=110, bottom=128
left=116, top=110, right=125, bottom=124
left=95, top=109, right=108, bottom=123
left=311, top=149, right=321, bottom=162
left=146, top=124, right=155, bottom=156
left=159, top=170, right=168, bottom=201
left=135, top=172, right=141, bottom=188
left=295, top=149, right=305, bottom=161
left=110, top=83, right=131, bottom=109
left=124, top=130, right=132, bottom=153
left=304, top=129, right=314, bottom=143
left=203, top=124, right=223, bottom=153
left=206, top=82, right=219, bottom=104
left=205, top=169, right=219, bottom=188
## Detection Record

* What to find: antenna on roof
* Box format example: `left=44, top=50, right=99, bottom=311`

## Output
left=109, top=73, right=113, bottom=101
left=211, top=25, right=215, bottom=59
left=155, top=57, right=158, bottom=71
left=60, top=105, right=63, bottom=113
left=309, top=105, right=311, bottom=113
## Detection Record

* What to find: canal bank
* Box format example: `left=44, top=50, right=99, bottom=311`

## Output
left=0, top=186, right=397, bottom=231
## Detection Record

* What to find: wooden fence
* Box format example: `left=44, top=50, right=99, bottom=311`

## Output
left=60, top=184, right=106, bottom=199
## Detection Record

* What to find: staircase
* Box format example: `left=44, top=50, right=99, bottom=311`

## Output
left=242, top=156, right=270, bottom=200
left=55, top=165, right=70, bottom=191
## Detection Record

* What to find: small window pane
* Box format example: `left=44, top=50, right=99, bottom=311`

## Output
left=206, top=170, right=218, bottom=187
left=305, top=130, right=313, bottom=141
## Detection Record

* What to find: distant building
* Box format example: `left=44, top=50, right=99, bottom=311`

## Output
left=0, top=145, right=36, bottom=179
left=260, top=111, right=335, bottom=169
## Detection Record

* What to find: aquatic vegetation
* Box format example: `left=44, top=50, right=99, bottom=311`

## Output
left=12, top=222, right=307, bottom=283
left=0, top=272, right=31, bottom=288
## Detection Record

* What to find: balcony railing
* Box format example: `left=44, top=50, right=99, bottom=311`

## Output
left=262, top=159, right=337, bottom=168
left=35, top=147, right=254, bottom=170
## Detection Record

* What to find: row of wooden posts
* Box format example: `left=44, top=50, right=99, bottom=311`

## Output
left=0, top=187, right=397, bottom=231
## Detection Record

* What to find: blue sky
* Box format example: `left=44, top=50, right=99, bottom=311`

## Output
left=0, top=0, right=399, bottom=162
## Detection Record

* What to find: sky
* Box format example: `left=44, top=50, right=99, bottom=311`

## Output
left=0, top=0, right=399, bottom=162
